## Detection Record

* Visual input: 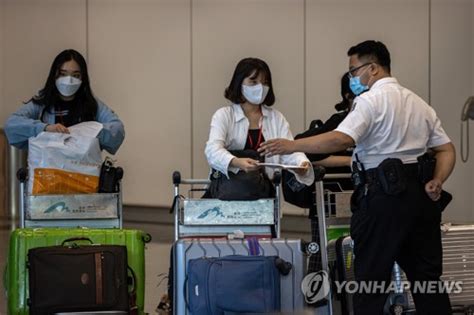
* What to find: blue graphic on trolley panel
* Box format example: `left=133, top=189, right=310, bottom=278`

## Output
left=44, top=202, right=70, bottom=213
left=27, top=194, right=119, bottom=220
left=183, top=199, right=275, bottom=225
left=197, top=207, right=225, bottom=219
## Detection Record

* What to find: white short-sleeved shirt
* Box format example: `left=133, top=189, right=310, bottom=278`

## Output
left=205, top=104, right=314, bottom=186
left=335, top=77, right=451, bottom=170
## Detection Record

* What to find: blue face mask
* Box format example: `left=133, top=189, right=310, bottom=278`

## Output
left=349, top=76, right=369, bottom=96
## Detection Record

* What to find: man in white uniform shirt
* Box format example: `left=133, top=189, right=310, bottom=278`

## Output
left=259, top=40, right=455, bottom=314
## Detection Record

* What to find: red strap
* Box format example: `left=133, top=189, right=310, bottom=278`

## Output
left=247, top=127, right=263, bottom=151
left=247, top=106, right=264, bottom=150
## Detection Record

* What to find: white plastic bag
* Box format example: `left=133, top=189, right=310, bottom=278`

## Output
left=28, top=122, right=103, bottom=195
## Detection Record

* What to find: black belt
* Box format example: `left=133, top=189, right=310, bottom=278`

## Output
left=365, top=163, right=420, bottom=184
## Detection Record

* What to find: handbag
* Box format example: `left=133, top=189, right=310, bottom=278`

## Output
left=205, top=149, right=275, bottom=200
left=98, top=157, right=124, bottom=193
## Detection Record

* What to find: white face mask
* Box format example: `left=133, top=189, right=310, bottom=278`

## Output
left=55, top=76, right=82, bottom=97
left=242, top=84, right=270, bottom=105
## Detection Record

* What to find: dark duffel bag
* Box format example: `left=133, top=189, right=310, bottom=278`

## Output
left=27, top=238, right=130, bottom=315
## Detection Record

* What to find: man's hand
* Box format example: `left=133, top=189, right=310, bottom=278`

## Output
left=294, top=161, right=311, bottom=176
left=45, top=123, right=69, bottom=134
left=425, top=142, right=455, bottom=202
left=258, top=138, right=296, bottom=157
left=231, top=157, right=260, bottom=173
left=425, top=178, right=443, bottom=201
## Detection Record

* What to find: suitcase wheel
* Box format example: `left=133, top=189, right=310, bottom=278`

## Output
left=307, top=242, right=320, bottom=255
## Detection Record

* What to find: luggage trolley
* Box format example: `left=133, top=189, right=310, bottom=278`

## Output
left=171, top=170, right=282, bottom=240
left=313, top=168, right=352, bottom=315
left=171, top=171, right=311, bottom=315
left=16, top=167, right=124, bottom=229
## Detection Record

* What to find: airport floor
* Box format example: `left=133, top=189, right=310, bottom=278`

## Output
left=0, top=207, right=328, bottom=315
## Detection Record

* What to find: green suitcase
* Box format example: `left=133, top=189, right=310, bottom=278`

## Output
left=4, top=228, right=151, bottom=315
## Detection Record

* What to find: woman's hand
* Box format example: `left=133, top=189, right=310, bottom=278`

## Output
left=45, top=124, right=70, bottom=134
left=230, top=157, right=260, bottom=173
left=294, top=161, right=311, bottom=176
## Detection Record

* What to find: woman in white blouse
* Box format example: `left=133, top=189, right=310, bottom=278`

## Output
left=205, top=57, right=314, bottom=186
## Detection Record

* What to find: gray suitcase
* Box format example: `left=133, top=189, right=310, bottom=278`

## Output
left=173, top=238, right=308, bottom=315
left=441, top=224, right=474, bottom=313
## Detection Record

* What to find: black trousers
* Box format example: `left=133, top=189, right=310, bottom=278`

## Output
left=350, top=176, right=452, bottom=315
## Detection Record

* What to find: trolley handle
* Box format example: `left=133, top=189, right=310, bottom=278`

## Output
left=17, top=168, right=27, bottom=183
left=314, top=165, right=326, bottom=181
left=173, top=170, right=284, bottom=186
left=180, top=179, right=211, bottom=185
left=172, top=171, right=210, bottom=186
left=273, top=171, right=281, bottom=185
left=313, top=166, right=352, bottom=181
left=172, top=171, right=181, bottom=185
left=322, top=173, right=352, bottom=180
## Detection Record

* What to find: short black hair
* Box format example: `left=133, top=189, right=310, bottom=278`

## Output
left=225, top=57, right=275, bottom=106
left=335, top=72, right=355, bottom=112
left=347, top=40, right=391, bottom=73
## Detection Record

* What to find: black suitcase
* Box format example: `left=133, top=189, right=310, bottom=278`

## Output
left=28, top=238, right=130, bottom=315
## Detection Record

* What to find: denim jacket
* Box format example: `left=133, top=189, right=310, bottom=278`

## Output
left=4, top=99, right=125, bottom=154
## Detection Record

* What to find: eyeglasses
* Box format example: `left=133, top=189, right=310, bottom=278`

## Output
left=348, top=63, right=372, bottom=78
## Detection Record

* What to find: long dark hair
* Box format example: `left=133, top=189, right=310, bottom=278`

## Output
left=334, top=72, right=355, bottom=112
left=224, top=57, right=276, bottom=106
left=29, top=49, right=98, bottom=122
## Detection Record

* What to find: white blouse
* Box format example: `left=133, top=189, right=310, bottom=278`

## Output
left=205, top=104, right=314, bottom=186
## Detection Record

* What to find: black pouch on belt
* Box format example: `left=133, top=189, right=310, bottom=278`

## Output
left=376, top=158, right=407, bottom=195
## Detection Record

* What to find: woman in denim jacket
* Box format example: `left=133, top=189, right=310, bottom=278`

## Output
left=5, top=49, right=124, bottom=154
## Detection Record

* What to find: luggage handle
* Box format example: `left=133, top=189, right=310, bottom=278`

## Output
left=61, top=237, right=94, bottom=246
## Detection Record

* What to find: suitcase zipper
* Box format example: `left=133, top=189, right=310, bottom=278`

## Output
left=205, top=260, right=213, bottom=315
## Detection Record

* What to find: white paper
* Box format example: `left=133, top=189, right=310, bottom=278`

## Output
left=68, top=121, right=103, bottom=138
left=257, top=162, right=306, bottom=170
